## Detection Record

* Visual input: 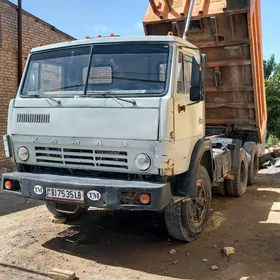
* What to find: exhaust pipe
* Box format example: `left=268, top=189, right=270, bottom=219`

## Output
left=183, top=0, right=195, bottom=40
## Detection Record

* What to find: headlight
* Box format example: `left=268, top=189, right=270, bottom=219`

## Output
left=17, top=146, right=29, bottom=161
left=134, top=153, right=151, bottom=171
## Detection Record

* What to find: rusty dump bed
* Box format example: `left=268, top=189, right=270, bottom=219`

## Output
left=143, top=0, right=267, bottom=144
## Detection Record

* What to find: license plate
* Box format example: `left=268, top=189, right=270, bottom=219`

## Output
left=46, top=187, right=84, bottom=203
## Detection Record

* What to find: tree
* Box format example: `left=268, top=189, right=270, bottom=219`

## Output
left=264, top=54, right=280, bottom=138
left=264, top=54, right=277, bottom=79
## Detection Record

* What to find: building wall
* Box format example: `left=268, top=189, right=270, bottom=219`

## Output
left=0, top=0, right=74, bottom=164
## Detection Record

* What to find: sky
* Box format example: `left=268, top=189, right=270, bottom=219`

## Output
left=8, top=0, right=279, bottom=61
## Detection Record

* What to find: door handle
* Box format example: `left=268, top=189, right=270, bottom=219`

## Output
left=178, top=104, right=186, bottom=113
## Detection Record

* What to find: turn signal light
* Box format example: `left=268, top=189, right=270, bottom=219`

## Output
left=168, top=31, right=174, bottom=35
left=140, top=193, right=151, bottom=205
left=4, top=180, right=13, bottom=190
left=39, top=42, right=44, bottom=46
left=97, top=34, right=102, bottom=38
left=110, top=33, right=115, bottom=37
left=85, top=36, right=90, bottom=39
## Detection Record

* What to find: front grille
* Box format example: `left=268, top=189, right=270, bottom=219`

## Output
left=17, top=113, right=50, bottom=124
left=35, top=146, right=128, bottom=170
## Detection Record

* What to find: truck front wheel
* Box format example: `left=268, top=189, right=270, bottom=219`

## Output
left=164, top=165, right=212, bottom=242
left=46, top=201, right=88, bottom=219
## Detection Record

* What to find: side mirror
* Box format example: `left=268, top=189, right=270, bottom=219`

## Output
left=190, top=54, right=206, bottom=102
left=190, top=86, right=202, bottom=102
left=191, top=55, right=201, bottom=87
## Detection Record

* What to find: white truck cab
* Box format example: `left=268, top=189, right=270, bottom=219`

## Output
left=1, top=35, right=252, bottom=242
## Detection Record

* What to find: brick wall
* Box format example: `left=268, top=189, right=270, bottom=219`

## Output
left=0, top=0, right=74, bottom=164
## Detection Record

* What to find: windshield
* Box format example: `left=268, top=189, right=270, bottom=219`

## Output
left=21, top=43, right=170, bottom=97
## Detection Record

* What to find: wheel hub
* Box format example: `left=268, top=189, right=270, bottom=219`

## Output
left=190, top=179, right=208, bottom=227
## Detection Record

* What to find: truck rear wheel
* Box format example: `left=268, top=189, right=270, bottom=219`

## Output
left=226, top=149, right=249, bottom=197
left=46, top=201, right=88, bottom=219
left=164, top=165, right=212, bottom=242
left=243, top=141, right=259, bottom=185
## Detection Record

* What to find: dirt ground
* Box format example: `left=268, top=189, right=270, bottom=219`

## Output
left=1, top=168, right=280, bottom=280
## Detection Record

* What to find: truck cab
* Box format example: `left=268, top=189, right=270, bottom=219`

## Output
left=2, top=36, right=218, bottom=241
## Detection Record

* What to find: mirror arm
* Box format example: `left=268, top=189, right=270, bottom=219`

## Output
left=178, top=101, right=201, bottom=113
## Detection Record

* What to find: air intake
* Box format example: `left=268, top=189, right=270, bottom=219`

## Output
left=17, top=113, right=50, bottom=124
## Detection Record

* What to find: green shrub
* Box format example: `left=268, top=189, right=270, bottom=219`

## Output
left=266, top=134, right=280, bottom=148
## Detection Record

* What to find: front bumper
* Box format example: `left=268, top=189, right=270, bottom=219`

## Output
left=1, top=172, right=172, bottom=211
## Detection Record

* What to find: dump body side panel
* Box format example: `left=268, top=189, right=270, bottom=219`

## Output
left=143, top=0, right=267, bottom=144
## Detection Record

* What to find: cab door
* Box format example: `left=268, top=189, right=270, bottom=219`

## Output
left=173, top=49, right=205, bottom=172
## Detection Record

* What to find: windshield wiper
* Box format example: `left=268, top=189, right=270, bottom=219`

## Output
left=51, top=84, right=85, bottom=91
left=27, top=92, right=62, bottom=107
left=97, top=91, right=137, bottom=106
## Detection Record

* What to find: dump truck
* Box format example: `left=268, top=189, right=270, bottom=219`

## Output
left=1, top=0, right=266, bottom=242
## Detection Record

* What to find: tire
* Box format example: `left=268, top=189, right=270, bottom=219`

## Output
left=164, top=165, right=212, bottom=242
left=243, top=141, right=259, bottom=185
left=226, top=148, right=248, bottom=197
left=46, top=201, right=88, bottom=219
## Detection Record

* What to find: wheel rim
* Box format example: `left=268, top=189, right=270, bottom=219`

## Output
left=190, top=179, right=208, bottom=228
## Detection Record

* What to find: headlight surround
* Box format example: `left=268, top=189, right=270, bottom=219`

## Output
left=17, top=146, right=29, bottom=161
left=134, top=153, right=151, bottom=171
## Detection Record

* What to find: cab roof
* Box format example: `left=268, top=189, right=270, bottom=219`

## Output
left=30, top=35, right=198, bottom=53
